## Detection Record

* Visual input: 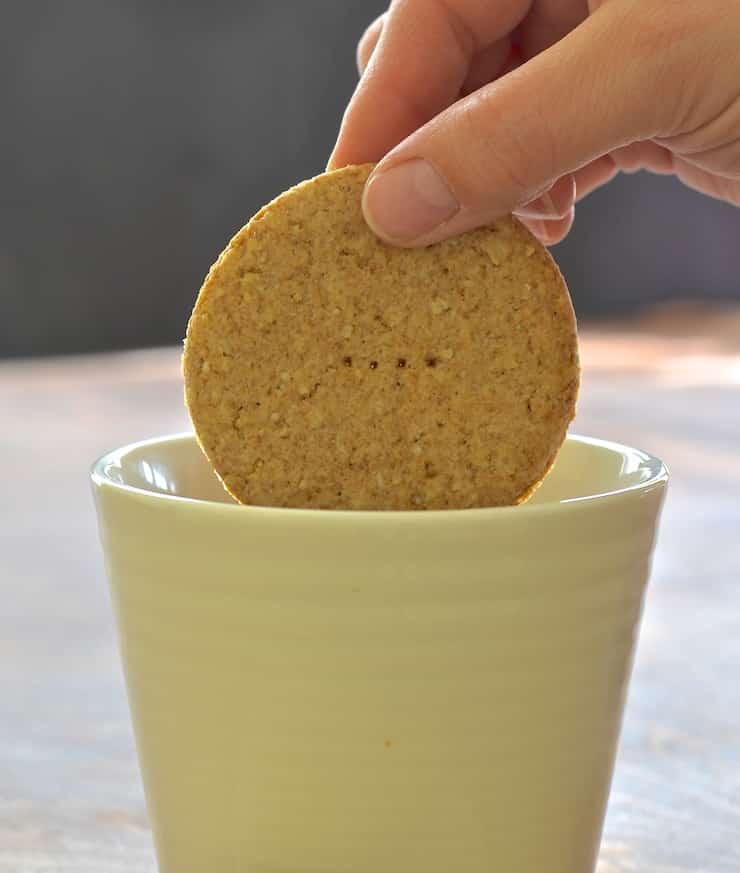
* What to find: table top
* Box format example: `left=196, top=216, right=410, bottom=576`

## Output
left=2, top=310, right=739, bottom=872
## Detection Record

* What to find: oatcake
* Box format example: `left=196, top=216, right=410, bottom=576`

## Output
left=183, top=164, right=579, bottom=510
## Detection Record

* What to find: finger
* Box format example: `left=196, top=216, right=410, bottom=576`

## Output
left=363, top=33, right=518, bottom=103
left=362, top=1, right=682, bottom=245
left=519, top=207, right=575, bottom=246
left=573, top=155, right=618, bottom=200
left=612, top=141, right=674, bottom=174
left=358, top=16, right=514, bottom=101
left=672, top=158, right=740, bottom=206
left=461, top=39, right=514, bottom=96
left=517, top=0, right=588, bottom=59
left=357, top=13, right=385, bottom=76
left=513, top=173, right=575, bottom=219
left=329, top=0, right=532, bottom=169
left=573, top=146, right=673, bottom=205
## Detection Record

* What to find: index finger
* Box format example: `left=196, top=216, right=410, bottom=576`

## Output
left=328, top=0, right=532, bottom=169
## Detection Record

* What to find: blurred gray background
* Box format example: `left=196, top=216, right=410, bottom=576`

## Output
left=3, top=0, right=739, bottom=358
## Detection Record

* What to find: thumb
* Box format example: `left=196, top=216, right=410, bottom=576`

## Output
left=362, top=2, right=680, bottom=246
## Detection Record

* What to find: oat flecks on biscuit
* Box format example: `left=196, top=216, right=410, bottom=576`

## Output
left=183, top=164, right=579, bottom=510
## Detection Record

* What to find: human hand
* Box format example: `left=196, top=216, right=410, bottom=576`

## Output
left=328, top=0, right=740, bottom=247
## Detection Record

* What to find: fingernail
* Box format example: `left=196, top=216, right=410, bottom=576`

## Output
left=514, top=191, right=560, bottom=220
left=363, top=159, right=459, bottom=243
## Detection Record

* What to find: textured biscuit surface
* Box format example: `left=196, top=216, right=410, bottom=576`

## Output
left=183, top=164, right=579, bottom=510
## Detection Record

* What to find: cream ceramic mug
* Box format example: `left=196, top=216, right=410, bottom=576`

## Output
left=92, top=432, right=667, bottom=873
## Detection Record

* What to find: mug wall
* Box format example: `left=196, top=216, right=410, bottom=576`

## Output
left=92, top=435, right=667, bottom=873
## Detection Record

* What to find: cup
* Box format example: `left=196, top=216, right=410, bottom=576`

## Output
left=92, top=433, right=667, bottom=873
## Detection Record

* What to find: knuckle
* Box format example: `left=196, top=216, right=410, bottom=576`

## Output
left=450, top=95, right=547, bottom=206
left=356, top=14, right=385, bottom=70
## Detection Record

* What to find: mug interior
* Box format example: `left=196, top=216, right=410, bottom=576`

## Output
left=92, top=433, right=667, bottom=510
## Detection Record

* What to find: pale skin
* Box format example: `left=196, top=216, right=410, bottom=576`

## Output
left=328, top=0, right=740, bottom=247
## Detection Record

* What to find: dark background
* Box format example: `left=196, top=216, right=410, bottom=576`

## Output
left=3, top=0, right=739, bottom=358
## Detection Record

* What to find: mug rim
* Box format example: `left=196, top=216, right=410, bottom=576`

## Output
left=90, top=432, right=668, bottom=521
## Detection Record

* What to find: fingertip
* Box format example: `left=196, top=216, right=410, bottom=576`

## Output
left=361, top=159, right=460, bottom=246
left=545, top=207, right=575, bottom=245
left=326, top=149, right=341, bottom=173
left=574, top=156, right=618, bottom=201
left=547, top=208, right=575, bottom=246
left=513, top=175, right=576, bottom=220
left=326, top=142, right=346, bottom=173
left=519, top=208, right=575, bottom=246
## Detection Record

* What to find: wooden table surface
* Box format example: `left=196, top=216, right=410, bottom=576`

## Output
left=2, top=310, right=739, bottom=872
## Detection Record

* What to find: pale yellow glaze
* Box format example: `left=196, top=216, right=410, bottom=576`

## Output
left=91, top=434, right=667, bottom=873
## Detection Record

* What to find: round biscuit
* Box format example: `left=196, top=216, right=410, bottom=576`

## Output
left=183, top=164, right=579, bottom=510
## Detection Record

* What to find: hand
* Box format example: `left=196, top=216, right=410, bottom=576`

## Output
left=328, top=0, right=740, bottom=247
